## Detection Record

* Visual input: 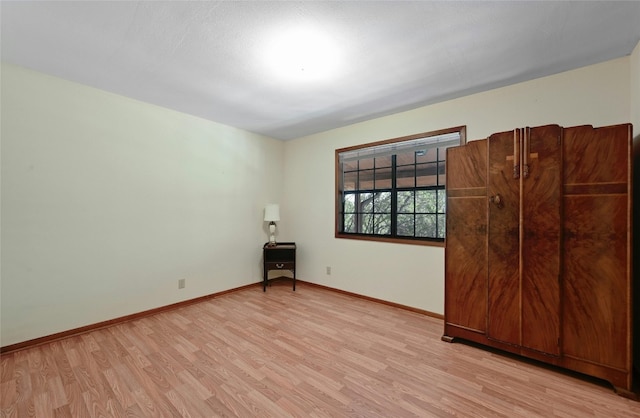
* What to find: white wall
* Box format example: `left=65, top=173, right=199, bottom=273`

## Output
left=632, top=40, right=640, bottom=131
left=284, top=56, right=631, bottom=315
left=631, top=40, right=640, bottom=369
left=2, top=51, right=635, bottom=347
left=0, top=64, right=284, bottom=347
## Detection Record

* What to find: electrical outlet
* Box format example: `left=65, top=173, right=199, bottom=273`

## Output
left=326, top=266, right=331, bottom=275
left=178, top=278, right=186, bottom=289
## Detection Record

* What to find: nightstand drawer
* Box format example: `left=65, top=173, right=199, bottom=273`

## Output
left=265, top=261, right=295, bottom=271
left=264, top=248, right=295, bottom=262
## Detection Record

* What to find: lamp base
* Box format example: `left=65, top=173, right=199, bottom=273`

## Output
left=267, top=222, right=277, bottom=246
left=268, top=233, right=277, bottom=246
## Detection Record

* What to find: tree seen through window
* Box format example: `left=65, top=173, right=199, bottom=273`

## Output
left=336, top=127, right=464, bottom=244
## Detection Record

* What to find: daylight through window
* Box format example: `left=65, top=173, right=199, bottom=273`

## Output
left=336, top=126, right=465, bottom=244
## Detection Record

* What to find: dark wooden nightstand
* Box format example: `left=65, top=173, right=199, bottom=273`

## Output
left=263, top=242, right=296, bottom=291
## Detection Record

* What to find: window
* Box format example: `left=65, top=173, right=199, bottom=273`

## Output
left=335, top=126, right=465, bottom=245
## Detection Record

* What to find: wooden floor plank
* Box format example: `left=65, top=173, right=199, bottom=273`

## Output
left=2, top=284, right=640, bottom=417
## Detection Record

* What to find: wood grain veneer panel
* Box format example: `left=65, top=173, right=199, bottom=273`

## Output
left=562, top=123, right=631, bottom=381
left=564, top=124, right=629, bottom=185
left=521, top=125, right=561, bottom=356
left=445, top=139, right=487, bottom=334
left=445, top=196, right=487, bottom=332
left=563, top=194, right=628, bottom=370
left=446, top=140, right=487, bottom=190
left=487, top=131, right=520, bottom=345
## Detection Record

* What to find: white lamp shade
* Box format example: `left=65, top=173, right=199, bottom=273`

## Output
left=264, top=204, right=280, bottom=222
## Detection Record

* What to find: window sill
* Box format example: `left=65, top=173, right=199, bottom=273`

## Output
left=335, top=233, right=445, bottom=247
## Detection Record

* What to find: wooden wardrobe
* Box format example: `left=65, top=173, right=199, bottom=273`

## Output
left=443, top=123, right=634, bottom=396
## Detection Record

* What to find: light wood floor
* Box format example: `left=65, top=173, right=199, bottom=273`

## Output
left=2, top=283, right=639, bottom=417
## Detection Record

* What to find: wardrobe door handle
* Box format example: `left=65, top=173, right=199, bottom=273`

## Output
left=490, top=194, right=504, bottom=209
left=523, top=127, right=530, bottom=179
left=513, top=128, right=520, bottom=179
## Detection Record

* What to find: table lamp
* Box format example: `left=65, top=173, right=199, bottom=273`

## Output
left=264, top=204, right=280, bottom=246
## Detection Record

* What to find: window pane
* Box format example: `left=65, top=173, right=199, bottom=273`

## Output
left=374, top=214, right=391, bottom=235
left=416, top=162, right=438, bottom=187
left=336, top=126, right=463, bottom=242
left=397, top=214, right=414, bottom=236
left=396, top=151, right=415, bottom=165
left=374, top=192, right=391, bottom=213
left=416, top=148, right=438, bottom=163
left=437, top=214, right=446, bottom=238
left=374, top=167, right=392, bottom=189
left=375, top=155, right=392, bottom=168
left=343, top=160, right=358, bottom=171
left=360, top=192, right=373, bottom=213
left=396, top=176, right=414, bottom=188
left=396, top=164, right=415, bottom=187
left=358, top=169, right=374, bottom=190
left=416, top=214, right=437, bottom=238
left=344, top=193, right=356, bottom=213
left=362, top=213, right=373, bottom=234
left=397, top=191, right=414, bottom=213
left=437, top=190, right=446, bottom=213
left=343, top=171, right=357, bottom=191
left=359, top=158, right=374, bottom=170
left=343, top=213, right=356, bottom=233
left=416, top=190, right=437, bottom=213
left=437, top=147, right=447, bottom=162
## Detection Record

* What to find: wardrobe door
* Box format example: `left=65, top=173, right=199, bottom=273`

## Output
left=521, top=125, right=561, bottom=356
left=445, top=140, right=488, bottom=334
left=563, top=124, right=632, bottom=389
left=487, top=130, right=520, bottom=345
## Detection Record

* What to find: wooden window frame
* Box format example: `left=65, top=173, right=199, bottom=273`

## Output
left=335, top=126, right=466, bottom=246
